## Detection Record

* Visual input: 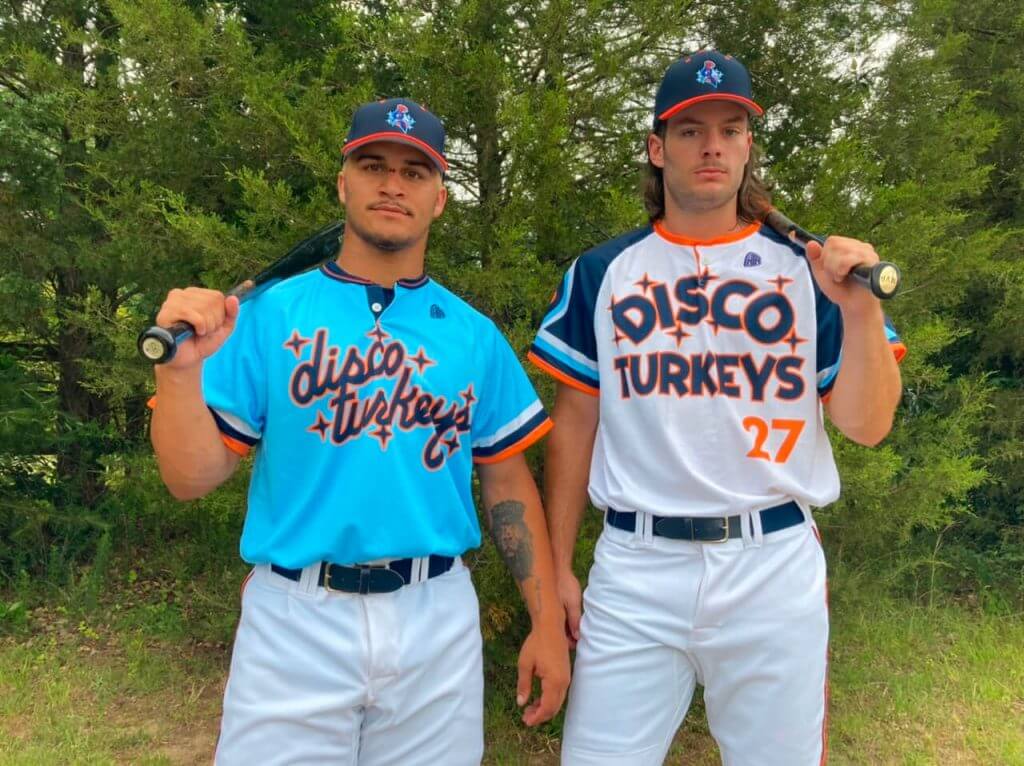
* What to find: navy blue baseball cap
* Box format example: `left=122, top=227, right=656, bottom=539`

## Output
left=654, top=51, right=763, bottom=127
left=343, top=98, right=448, bottom=173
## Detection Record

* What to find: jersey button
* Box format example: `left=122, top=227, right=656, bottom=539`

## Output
left=371, top=302, right=383, bottom=313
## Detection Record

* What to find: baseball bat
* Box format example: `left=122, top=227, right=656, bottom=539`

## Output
left=763, top=209, right=901, bottom=300
left=138, top=221, right=343, bottom=364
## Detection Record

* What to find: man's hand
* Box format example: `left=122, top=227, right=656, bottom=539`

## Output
left=155, top=288, right=240, bottom=370
left=805, top=236, right=882, bottom=319
left=556, top=568, right=583, bottom=648
left=516, top=616, right=570, bottom=727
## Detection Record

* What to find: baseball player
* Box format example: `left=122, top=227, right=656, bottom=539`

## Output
left=149, top=98, right=569, bottom=765
left=530, top=52, right=905, bottom=765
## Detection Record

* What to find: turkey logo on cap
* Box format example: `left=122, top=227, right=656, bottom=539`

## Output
left=386, top=103, right=416, bottom=134
left=696, top=60, right=724, bottom=88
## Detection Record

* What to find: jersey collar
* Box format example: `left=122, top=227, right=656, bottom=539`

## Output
left=653, top=219, right=761, bottom=247
left=320, top=261, right=429, bottom=289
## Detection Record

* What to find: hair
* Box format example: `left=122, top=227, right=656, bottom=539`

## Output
left=642, top=118, right=773, bottom=224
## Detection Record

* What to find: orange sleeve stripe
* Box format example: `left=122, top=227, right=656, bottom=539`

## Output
left=151, top=395, right=250, bottom=456
left=220, top=434, right=251, bottom=457
left=473, top=418, right=553, bottom=465
left=526, top=351, right=599, bottom=397
left=819, top=339, right=906, bottom=401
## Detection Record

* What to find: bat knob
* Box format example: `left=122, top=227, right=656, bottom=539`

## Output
left=874, top=263, right=901, bottom=299
left=137, top=326, right=176, bottom=364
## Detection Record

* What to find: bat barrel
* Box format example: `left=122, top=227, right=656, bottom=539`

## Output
left=137, top=321, right=193, bottom=364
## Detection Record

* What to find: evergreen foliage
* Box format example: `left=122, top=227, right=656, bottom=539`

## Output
left=1, top=0, right=1019, bottom=640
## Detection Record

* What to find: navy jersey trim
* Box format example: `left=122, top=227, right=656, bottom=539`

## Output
left=209, top=407, right=259, bottom=446
left=533, top=226, right=653, bottom=391
left=321, top=261, right=429, bottom=289
left=472, top=407, right=551, bottom=460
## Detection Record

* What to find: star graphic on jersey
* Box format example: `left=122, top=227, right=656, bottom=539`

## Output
left=613, top=330, right=626, bottom=346
left=606, top=294, right=618, bottom=313
left=460, top=385, right=476, bottom=406
left=284, top=330, right=311, bottom=359
left=664, top=323, right=692, bottom=347
left=366, top=324, right=389, bottom=343
left=633, top=272, right=661, bottom=295
left=706, top=315, right=723, bottom=335
left=410, top=347, right=436, bottom=374
left=308, top=411, right=331, bottom=441
left=698, top=268, right=720, bottom=290
left=769, top=275, right=794, bottom=292
left=444, top=435, right=461, bottom=454
left=371, top=424, right=393, bottom=449
left=785, top=328, right=808, bottom=354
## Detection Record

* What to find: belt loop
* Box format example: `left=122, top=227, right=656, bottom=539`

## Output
left=738, top=510, right=756, bottom=549
left=750, top=509, right=765, bottom=547
left=639, top=510, right=655, bottom=547
left=299, top=562, right=320, bottom=595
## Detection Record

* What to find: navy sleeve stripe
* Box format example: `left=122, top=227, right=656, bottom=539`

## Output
left=210, top=407, right=260, bottom=446
left=472, top=408, right=550, bottom=459
left=528, top=344, right=600, bottom=390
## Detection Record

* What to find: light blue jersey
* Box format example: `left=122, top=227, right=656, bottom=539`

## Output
left=200, top=262, right=551, bottom=568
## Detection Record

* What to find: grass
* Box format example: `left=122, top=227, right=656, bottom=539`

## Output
left=1, top=587, right=1022, bottom=765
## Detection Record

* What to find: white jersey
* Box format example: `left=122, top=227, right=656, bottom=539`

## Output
left=530, top=220, right=905, bottom=517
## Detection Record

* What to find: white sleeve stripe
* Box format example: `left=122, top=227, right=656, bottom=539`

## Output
left=535, top=328, right=599, bottom=372
left=472, top=400, right=545, bottom=449
left=542, top=258, right=578, bottom=327
left=212, top=407, right=261, bottom=439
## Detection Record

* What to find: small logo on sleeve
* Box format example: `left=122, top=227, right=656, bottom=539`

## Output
left=743, top=251, right=762, bottom=268
left=430, top=304, right=446, bottom=319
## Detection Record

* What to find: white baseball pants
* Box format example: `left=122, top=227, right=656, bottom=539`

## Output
left=562, top=512, right=829, bottom=766
left=215, top=560, right=484, bottom=766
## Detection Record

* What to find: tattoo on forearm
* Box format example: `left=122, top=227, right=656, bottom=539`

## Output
left=487, top=499, right=534, bottom=582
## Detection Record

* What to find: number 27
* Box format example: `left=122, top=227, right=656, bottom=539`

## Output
left=742, top=417, right=805, bottom=464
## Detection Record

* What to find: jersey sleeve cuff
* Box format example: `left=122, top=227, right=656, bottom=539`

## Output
left=817, top=339, right=907, bottom=400
left=472, top=405, right=553, bottom=464
left=527, top=347, right=599, bottom=396
left=146, top=397, right=256, bottom=457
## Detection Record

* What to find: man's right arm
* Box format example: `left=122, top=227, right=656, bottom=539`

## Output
left=543, top=382, right=599, bottom=646
left=150, top=288, right=243, bottom=500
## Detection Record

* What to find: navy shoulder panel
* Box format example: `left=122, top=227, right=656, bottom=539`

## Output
left=757, top=221, right=806, bottom=258
left=575, top=225, right=653, bottom=288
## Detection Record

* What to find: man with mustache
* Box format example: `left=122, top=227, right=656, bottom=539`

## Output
left=150, top=98, right=569, bottom=765
left=531, top=53, right=904, bottom=765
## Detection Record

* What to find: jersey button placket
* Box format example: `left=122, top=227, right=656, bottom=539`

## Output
left=365, top=284, right=395, bottom=323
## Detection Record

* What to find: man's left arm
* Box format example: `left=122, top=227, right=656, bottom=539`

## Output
left=477, top=454, right=570, bottom=726
left=806, top=236, right=902, bottom=446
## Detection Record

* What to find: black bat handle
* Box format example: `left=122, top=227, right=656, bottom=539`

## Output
left=767, top=211, right=901, bottom=300
left=137, top=281, right=254, bottom=364
left=137, top=321, right=193, bottom=364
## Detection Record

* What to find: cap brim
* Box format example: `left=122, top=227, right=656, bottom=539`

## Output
left=658, top=93, right=764, bottom=122
left=343, top=132, right=449, bottom=173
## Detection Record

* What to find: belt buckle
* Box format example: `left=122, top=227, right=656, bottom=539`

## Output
left=321, top=563, right=382, bottom=594
left=698, top=517, right=730, bottom=543
left=321, top=563, right=344, bottom=594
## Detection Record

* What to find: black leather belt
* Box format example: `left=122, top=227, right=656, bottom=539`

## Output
left=271, top=555, right=455, bottom=594
left=605, top=501, right=804, bottom=543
